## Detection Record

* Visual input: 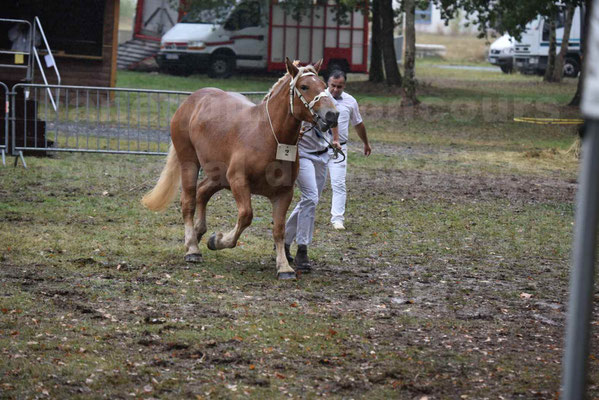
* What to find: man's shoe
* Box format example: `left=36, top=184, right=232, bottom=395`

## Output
left=294, top=244, right=312, bottom=272
left=332, top=221, right=345, bottom=230
left=284, top=243, right=294, bottom=263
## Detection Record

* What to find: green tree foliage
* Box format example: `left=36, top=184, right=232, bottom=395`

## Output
left=433, top=0, right=581, bottom=40
left=174, top=0, right=366, bottom=25
left=170, top=0, right=236, bottom=22
left=435, top=0, right=585, bottom=103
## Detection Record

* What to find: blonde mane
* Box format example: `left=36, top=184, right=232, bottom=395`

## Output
left=262, top=61, right=318, bottom=102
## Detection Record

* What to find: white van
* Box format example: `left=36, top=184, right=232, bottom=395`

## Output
left=488, top=34, right=514, bottom=73
left=513, top=6, right=583, bottom=78
left=156, top=0, right=369, bottom=78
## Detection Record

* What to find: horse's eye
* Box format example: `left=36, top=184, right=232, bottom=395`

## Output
left=300, top=85, right=308, bottom=91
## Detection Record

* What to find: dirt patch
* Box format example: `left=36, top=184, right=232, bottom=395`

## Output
left=352, top=167, right=576, bottom=204
left=0, top=147, right=595, bottom=399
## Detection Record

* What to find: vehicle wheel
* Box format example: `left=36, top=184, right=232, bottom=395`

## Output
left=563, top=57, right=580, bottom=78
left=208, top=55, right=234, bottom=78
left=500, top=65, right=513, bottom=74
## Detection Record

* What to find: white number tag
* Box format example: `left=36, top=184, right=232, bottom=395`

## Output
left=276, top=144, right=297, bottom=161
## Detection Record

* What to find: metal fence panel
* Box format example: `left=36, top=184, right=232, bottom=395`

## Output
left=9, top=83, right=266, bottom=156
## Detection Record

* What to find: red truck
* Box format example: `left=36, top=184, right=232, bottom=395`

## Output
left=155, top=0, right=368, bottom=77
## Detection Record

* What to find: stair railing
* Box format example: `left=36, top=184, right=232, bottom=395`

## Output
left=32, top=16, right=60, bottom=112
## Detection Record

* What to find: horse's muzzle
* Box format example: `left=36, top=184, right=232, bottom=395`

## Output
left=325, top=111, right=339, bottom=128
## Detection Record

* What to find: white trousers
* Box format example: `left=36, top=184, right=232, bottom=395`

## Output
left=327, top=144, right=348, bottom=224
left=285, top=151, right=329, bottom=246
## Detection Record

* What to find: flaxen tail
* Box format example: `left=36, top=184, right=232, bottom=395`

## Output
left=141, top=146, right=180, bottom=211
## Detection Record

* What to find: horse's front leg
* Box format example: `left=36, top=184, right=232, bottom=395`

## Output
left=207, top=177, right=253, bottom=250
left=271, top=189, right=296, bottom=280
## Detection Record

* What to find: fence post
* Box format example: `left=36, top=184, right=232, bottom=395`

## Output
left=10, top=84, right=26, bottom=168
left=0, top=82, right=7, bottom=166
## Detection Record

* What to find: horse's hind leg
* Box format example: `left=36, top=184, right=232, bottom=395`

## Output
left=271, top=189, right=296, bottom=280
left=207, top=177, right=252, bottom=250
left=180, top=161, right=202, bottom=262
left=193, top=176, right=222, bottom=244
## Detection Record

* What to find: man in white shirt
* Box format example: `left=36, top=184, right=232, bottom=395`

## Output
left=326, top=70, right=371, bottom=230
left=285, top=122, right=340, bottom=272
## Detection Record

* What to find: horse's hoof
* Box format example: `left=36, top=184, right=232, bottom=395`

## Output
left=277, top=271, right=297, bottom=280
left=207, top=234, right=217, bottom=251
left=294, top=264, right=312, bottom=273
left=184, top=253, right=203, bottom=263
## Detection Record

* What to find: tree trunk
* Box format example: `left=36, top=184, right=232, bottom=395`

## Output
left=570, top=0, right=591, bottom=106
left=401, top=0, right=420, bottom=106
left=553, top=3, right=576, bottom=82
left=570, top=72, right=583, bottom=106
left=544, top=16, right=557, bottom=82
left=380, top=0, right=402, bottom=86
left=369, top=0, right=384, bottom=82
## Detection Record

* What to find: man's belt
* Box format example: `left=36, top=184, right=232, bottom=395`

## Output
left=308, top=142, right=346, bottom=155
left=308, top=148, right=329, bottom=155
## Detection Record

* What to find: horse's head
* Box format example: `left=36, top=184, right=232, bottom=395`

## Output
left=285, top=57, right=339, bottom=131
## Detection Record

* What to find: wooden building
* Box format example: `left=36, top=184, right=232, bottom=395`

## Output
left=0, top=0, right=120, bottom=88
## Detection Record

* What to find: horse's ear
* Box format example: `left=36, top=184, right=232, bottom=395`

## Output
left=285, top=57, right=299, bottom=78
left=313, top=59, right=323, bottom=73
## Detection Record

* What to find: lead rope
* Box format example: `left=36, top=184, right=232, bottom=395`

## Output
left=311, top=125, right=346, bottom=164
left=288, top=68, right=328, bottom=125
left=265, top=93, right=283, bottom=146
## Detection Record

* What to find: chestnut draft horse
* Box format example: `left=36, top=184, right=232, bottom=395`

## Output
left=142, top=58, right=338, bottom=279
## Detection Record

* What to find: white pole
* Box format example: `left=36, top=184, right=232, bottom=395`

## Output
left=561, top=1, right=599, bottom=398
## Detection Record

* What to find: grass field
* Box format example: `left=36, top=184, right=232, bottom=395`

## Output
left=1, top=59, right=595, bottom=399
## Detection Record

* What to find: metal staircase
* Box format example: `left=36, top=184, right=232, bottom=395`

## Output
left=0, top=17, right=60, bottom=102
left=117, top=38, right=160, bottom=70
left=0, top=17, right=60, bottom=166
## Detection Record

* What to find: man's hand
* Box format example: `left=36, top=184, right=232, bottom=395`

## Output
left=354, top=123, right=371, bottom=157
left=332, top=140, right=342, bottom=150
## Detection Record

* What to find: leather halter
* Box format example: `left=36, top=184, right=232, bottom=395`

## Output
left=288, top=67, right=329, bottom=125
left=266, top=67, right=329, bottom=146
left=264, top=67, right=345, bottom=163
